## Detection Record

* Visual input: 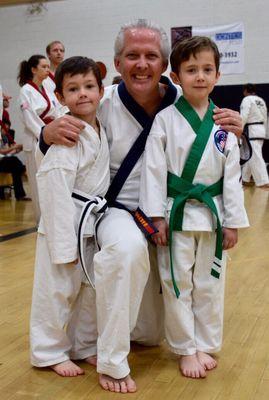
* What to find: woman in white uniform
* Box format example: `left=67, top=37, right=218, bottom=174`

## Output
left=18, top=55, right=59, bottom=223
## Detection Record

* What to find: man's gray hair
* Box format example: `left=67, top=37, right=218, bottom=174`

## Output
left=114, top=19, right=170, bottom=61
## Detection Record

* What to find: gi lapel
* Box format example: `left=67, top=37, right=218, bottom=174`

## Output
left=168, top=97, right=224, bottom=297
left=105, top=77, right=178, bottom=205
left=27, top=81, right=52, bottom=124
left=48, top=71, right=55, bottom=83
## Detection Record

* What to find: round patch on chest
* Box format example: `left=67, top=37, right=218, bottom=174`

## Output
left=214, top=129, right=228, bottom=153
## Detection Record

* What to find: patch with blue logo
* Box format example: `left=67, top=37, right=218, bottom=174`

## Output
left=214, top=129, right=228, bottom=153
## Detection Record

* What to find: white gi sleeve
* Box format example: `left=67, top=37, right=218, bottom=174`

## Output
left=240, top=97, right=251, bottom=126
left=139, top=114, right=167, bottom=217
left=19, top=89, right=45, bottom=140
left=266, top=114, right=269, bottom=139
left=222, top=134, right=249, bottom=228
left=37, top=144, right=80, bottom=264
left=35, top=144, right=44, bottom=169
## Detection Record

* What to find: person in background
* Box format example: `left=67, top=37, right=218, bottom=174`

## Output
left=0, top=128, right=29, bottom=201
left=18, top=54, right=59, bottom=222
left=111, top=75, right=122, bottom=85
left=2, top=94, right=11, bottom=125
left=240, top=83, right=269, bottom=188
left=0, top=84, right=3, bottom=118
left=1, top=94, right=15, bottom=143
left=44, top=40, right=65, bottom=93
left=44, top=41, right=68, bottom=115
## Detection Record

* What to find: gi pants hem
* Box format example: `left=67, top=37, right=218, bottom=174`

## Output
left=168, top=345, right=197, bottom=356
left=196, top=346, right=222, bottom=354
left=31, top=355, right=70, bottom=368
left=97, top=363, right=130, bottom=380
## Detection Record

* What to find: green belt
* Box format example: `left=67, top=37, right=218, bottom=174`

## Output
left=167, top=171, right=223, bottom=298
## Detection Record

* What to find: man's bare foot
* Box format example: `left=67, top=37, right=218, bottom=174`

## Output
left=179, top=354, right=206, bottom=378
left=99, top=374, right=137, bottom=393
left=197, top=351, right=217, bottom=370
left=118, top=375, right=137, bottom=393
left=50, top=360, right=84, bottom=377
left=84, top=355, right=97, bottom=367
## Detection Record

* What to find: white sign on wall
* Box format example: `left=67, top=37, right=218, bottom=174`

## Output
left=171, top=22, right=244, bottom=75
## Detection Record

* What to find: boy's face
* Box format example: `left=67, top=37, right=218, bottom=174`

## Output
left=170, top=49, right=220, bottom=105
left=58, top=71, right=103, bottom=121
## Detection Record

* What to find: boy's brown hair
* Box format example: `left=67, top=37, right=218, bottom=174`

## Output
left=55, top=56, right=102, bottom=95
left=170, top=36, right=220, bottom=73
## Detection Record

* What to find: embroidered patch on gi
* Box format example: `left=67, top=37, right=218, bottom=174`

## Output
left=214, top=129, right=228, bottom=153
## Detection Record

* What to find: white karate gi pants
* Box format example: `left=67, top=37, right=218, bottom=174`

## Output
left=158, top=231, right=226, bottom=356
left=24, top=150, right=40, bottom=223
left=131, top=241, right=165, bottom=346
left=94, top=207, right=151, bottom=379
left=242, top=140, right=269, bottom=186
left=30, top=234, right=97, bottom=367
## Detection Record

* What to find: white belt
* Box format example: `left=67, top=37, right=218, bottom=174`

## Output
left=72, top=188, right=107, bottom=288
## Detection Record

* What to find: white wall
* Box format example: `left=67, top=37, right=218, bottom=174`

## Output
left=0, top=0, right=268, bottom=145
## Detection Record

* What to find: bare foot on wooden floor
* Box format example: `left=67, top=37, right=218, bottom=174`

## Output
left=197, top=351, right=217, bottom=370
left=84, top=355, right=97, bottom=367
left=50, top=360, right=84, bottom=377
left=179, top=354, right=206, bottom=379
left=99, top=373, right=137, bottom=393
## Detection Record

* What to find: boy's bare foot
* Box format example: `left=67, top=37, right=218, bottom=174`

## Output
left=197, top=351, right=217, bottom=370
left=99, top=374, right=137, bottom=393
left=179, top=354, right=206, bottom=378
left=118, top=375, right=137, bottom=393
left=84, top=355, right=97, bottom=367
left=50, top=360, right=84, bottom=377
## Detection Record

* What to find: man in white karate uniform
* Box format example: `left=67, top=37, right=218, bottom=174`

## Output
left=43, top=40, right=69, bottom=116
left=43, top=40, right=65, bottom=93
left=240, top=83, right=269, bottom=188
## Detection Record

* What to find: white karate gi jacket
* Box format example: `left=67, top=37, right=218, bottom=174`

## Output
left=43, top=75, right=69, bottom=116
left=19, top=83, right=59, bottom=152
left=240, top=95, right=268, bottom=139
left=99, top=84, right=182, bottom=210
left=140, top=104, right=249, bottom=231
left=37, top=122, right=110, bottom=264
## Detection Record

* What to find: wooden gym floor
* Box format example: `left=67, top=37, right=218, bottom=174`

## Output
left=0, top=185, right=268, bottom=399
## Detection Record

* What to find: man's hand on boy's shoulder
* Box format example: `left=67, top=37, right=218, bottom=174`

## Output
left=43, top=115, right=85, bottom=147
left=213, top=107, right=243, bottom=138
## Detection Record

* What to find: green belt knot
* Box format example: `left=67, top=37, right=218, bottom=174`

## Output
left=167, top=172, right=223, bottom=298
left=185, top=183, right=207, bottom=202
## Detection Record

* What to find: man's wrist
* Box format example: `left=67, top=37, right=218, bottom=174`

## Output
left=39, top=126, right=51, bottom=155
left=42, top=125, right=52, bottom=145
